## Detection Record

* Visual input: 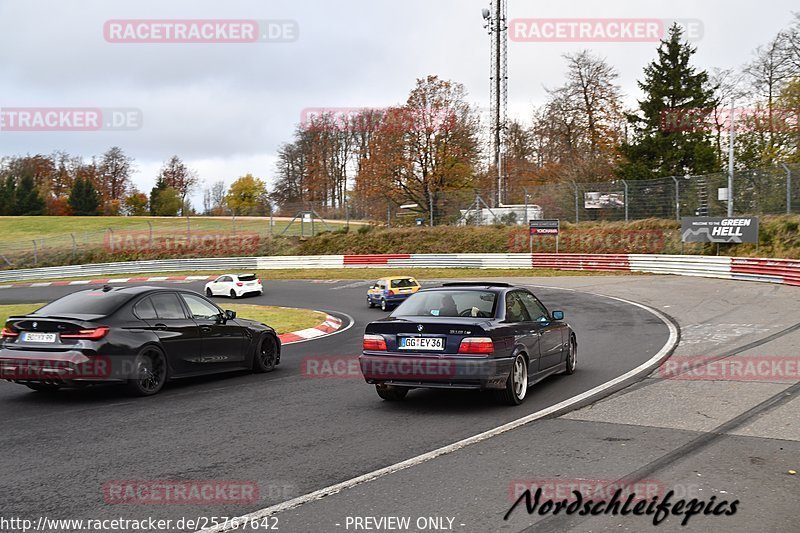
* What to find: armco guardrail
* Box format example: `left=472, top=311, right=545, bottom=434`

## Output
left=0, top=254, right=797, bottom=287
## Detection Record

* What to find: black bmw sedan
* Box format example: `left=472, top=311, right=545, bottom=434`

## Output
left=360, top=282, right=576, bottom=405
left=0, top=286, right=280, bottom=396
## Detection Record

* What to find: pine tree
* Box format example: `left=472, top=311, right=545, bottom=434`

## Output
left=16, top=173, right=45, bottom=215
left=149, top=177, right=167, bottom=216
left=68, top=177, right=99, bottom=216
left=620, top=24, right=718, bottom=180
left=0, top=176, right=16, bottom=216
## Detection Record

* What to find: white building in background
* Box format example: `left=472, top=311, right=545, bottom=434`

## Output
left=458, top=204, right=544, bottom=226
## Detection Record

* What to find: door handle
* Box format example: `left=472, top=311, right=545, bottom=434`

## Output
left=200, top=326, right=212, bottom=333
left=529, top=330, right=542, bottom=335
left=154, top=323, right=167, bottom=331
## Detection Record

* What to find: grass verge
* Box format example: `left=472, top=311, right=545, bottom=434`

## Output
left=1, top=268, right=638, bottom=284
left=0, top=303, right=326, bottom=336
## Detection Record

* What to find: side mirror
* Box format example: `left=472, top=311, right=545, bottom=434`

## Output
left=552, top=310, right=564, bottom=321
left=224, top=310, right=237, bottom=321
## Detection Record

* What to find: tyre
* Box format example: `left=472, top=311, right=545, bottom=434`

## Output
left=25, top=382, right=62, bottom=393
left=376, top=385, right=408, bottom=401
left=368, top=297, right=375, bottom=308
left=230, top=289, right=237, bottom=299
left=380, top=298, right=388, bottom=311
left=564, top=338, right=577, bottom=375
left=127, top=347, right=168, bottom=396
left=206, top=288, right=213, bottom=297
left=498, top=353, right=528, bottom=405
left=253, top=335, right=278, bottom=373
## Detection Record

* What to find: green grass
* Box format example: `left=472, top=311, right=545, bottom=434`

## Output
left=0, top=216, right=358, bottom=247
left=0, top=303, right=325, bottom=336
left=2, top=268, right=637, bottom=284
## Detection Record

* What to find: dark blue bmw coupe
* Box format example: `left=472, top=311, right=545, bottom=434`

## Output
left=360, top=282, right=576, bottom=405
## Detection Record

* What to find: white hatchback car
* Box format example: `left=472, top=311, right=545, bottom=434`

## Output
left=205, top=273, right=263, bottom=299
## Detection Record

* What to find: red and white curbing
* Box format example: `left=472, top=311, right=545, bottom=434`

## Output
left=0, top=275, right=217, bottom=289
left=278, top=314, right=344, bottom=345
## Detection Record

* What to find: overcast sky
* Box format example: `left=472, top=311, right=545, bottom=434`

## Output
left=0, top=0, right=797, bottom=209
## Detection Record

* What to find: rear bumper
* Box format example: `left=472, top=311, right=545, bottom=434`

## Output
left=0, top=350, right=134, bottom=384
left=359, top=352, right=513, bottom=390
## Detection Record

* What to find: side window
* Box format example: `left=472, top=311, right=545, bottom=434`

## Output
left=180, top=294, right=221, bottom=320
left=520, top=292, right=550, bottom=323
left=150, top=293, right=186, bottom=320
left=379, top=281, right=387, bottom=290
left=134, top=297, right=157, bottom=320
left=505, top=292, right=531, bottom=323
left=220, top=276, right=232, bottom=283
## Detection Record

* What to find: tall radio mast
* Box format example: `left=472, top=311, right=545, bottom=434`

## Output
left=483, top=0, right=508, bottom=206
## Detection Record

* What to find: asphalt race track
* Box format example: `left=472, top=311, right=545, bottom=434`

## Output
left=0, top=278, right=674, bottom=532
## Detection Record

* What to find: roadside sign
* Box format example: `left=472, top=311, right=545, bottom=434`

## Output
left=529, top=219, right=560, bottom=253
left=529, top=219, right=560, bottom=235
left=681, top=217, right=759, bottom=243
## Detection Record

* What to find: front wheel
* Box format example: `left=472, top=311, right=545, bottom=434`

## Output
left=127, top=348, right=168, bottom=396
left=368, top=297, right=375, bottom=308
left=206, top=288, right=213, bottom=297
left=498, top=353, right=528, bottom=405
left=376, top=385, right=408, bottom=401
left=564, top=339, right=577, bottom=375
left=253, top=335, right=278, bottom=373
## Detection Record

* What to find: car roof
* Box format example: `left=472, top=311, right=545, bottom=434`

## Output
left=418, top=283, right=516, bottom=294
left=77, top=285, right=193, bottom=296
left=376, top=276, right=417, bottom=281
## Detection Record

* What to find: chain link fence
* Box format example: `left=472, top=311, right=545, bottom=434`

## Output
left=400, top=164, right=800, bottom=226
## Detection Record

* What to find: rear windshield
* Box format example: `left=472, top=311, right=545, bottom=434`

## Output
left=238, top=274, right=257, bottom=281
left=32, top=290, right=131, bottom=316
left=391, top=278, right=418, bottom=288
left=392, top=290, right=497, bottom=318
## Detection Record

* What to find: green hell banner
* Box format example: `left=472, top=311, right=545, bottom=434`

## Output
left=681, top=217, right=759, bottom=244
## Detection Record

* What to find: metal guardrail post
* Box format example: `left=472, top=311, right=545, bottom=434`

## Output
left=622, top=180, right=629, bottom=222
left=570, top=182, right=579, bottom=223
left=671, top=176, right=680, bottom=221
left=782, top=163, right=792, bottom=214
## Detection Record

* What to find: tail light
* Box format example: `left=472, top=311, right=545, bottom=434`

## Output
left=60, top=327, right=110, bottom=340
left=363, top=334, right=387, bottom=351
left=1, top=327, right=19, bottom=338
left=257, top=279, right=262, bottom=285
left=458, top=337, right=494, bottom=355
left=236, top=282, right=244, bottom=287
left=387, top=290, right=395, bottom=296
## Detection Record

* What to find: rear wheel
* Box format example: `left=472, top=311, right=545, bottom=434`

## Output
left=380, top=298, right=388, bottom=311
left=376, top=384, right=408, bottom=401
left=498, top=353, right=528, bottom=405
left=564, top=339, right=577, bottom=375
left=127, top=347, right=168, bottom=396
left=230, top=289, right=237, bottom=299
left=25, top=382, right=62, bottom=393
left=253, top=335, right=278, bottom=373
left=367, top=297, right=375, bottom=308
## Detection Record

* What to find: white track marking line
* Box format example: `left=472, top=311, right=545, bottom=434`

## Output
left=196, top=291, right=678, bottom=533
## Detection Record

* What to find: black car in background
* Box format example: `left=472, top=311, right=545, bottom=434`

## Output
left=360, top=282, right=576, bottom=405
left=0, top=286, right=280, bottom=396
